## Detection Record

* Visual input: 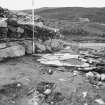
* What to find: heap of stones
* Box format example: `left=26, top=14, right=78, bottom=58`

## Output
left=0, top=6, right=60, bottom=41
left=0, top=6, right=65, bottom=60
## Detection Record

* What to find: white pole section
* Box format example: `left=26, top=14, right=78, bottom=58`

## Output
left=32, top=0, right=35, bottom=53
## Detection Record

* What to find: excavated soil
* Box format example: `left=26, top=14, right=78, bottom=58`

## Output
left=0, top=55, right=105, bottom=105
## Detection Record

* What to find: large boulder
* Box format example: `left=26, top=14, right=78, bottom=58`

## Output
left=0, top=44, right=25, bottom=59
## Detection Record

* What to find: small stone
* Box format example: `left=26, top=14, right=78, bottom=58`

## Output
left=59, top=78, right=66, bottom=81
left=34, top=101, right=39, bottom=105
left=44, top=89, right=51, bottom=95
left=96, top=73, right=101, bottom=80
left=73, top=71, right=79, bottom=76
left=0, top=18, right=7, bottom=27
left=50, top=101, right=54, bottom=105
left=48, top=69, right=53, bottom=75
left=11, top=100, right=15, bottom=104
left=17, top=27, right=24, bottom=33
left=101, top=74, right=105, bottom=81
left=17, top=83, right=21, bottom=87
left=86, top=72, right=94, bottom=78
left=95, top=99, right=105, bottom=105
left=84, top=103, right=88, bottom=105
left=97, top=82, right=103, bottom=86
left=36, top=42, right=46, bottom=52
left=82, top=91, right=88, bottom=98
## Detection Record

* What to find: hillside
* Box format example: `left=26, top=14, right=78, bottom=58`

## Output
left=20, top=7, right=105, bottom=23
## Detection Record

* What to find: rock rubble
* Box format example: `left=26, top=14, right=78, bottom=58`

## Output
left=0, top=6, right=64, bottom=60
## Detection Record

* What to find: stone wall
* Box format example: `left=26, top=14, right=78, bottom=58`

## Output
left=0, top=7, right=65, bottom=60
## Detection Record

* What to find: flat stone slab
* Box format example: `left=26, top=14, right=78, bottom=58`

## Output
left=0, top=44, right=25, bottom=59
left=37, top=53, right=89, bottom=67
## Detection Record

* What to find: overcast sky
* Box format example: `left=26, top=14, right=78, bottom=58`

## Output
left=0, top=0, right=105, bottom=10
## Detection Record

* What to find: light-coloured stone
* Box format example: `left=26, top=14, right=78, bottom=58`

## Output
left=86, top=72, right=94, bottom=77
left=41, top=53, right=79, bottom=60
left=0, top=44, right=25, bottom=59
left=17, top=27, right=24, bottom=33
left=44, top=39, right=64, bottom=51
left=51, top=39, right=62, bottom=50
left=95, top=99, right=105, bottom=105
left=44, top=89, right=51, bottom=95
left=0, top=18, right=7, bottom=27
left=101, top=74, right=105, bottom=81
left=82, top=91, right=88, bottom=98
left=0, top=43, right=6, bottom=49
left=36, top=42, right=46, bottom=52
left=96, top=73, right=101, bottom=80
left=37, top=53, right=89, bottom=67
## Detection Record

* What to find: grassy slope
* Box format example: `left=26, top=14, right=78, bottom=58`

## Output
left=21, top=7, right=105, bottom=23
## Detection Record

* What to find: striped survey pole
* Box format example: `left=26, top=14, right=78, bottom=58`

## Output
left=32, top=0, right=35, bottom=53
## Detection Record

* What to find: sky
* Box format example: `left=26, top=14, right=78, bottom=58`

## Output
left=0, top=0, right=105, bottom=10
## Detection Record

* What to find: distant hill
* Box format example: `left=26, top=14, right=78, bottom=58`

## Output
left=19, top=7, right=105, bottom=23
left=19, top=7, right=54, bottom=15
